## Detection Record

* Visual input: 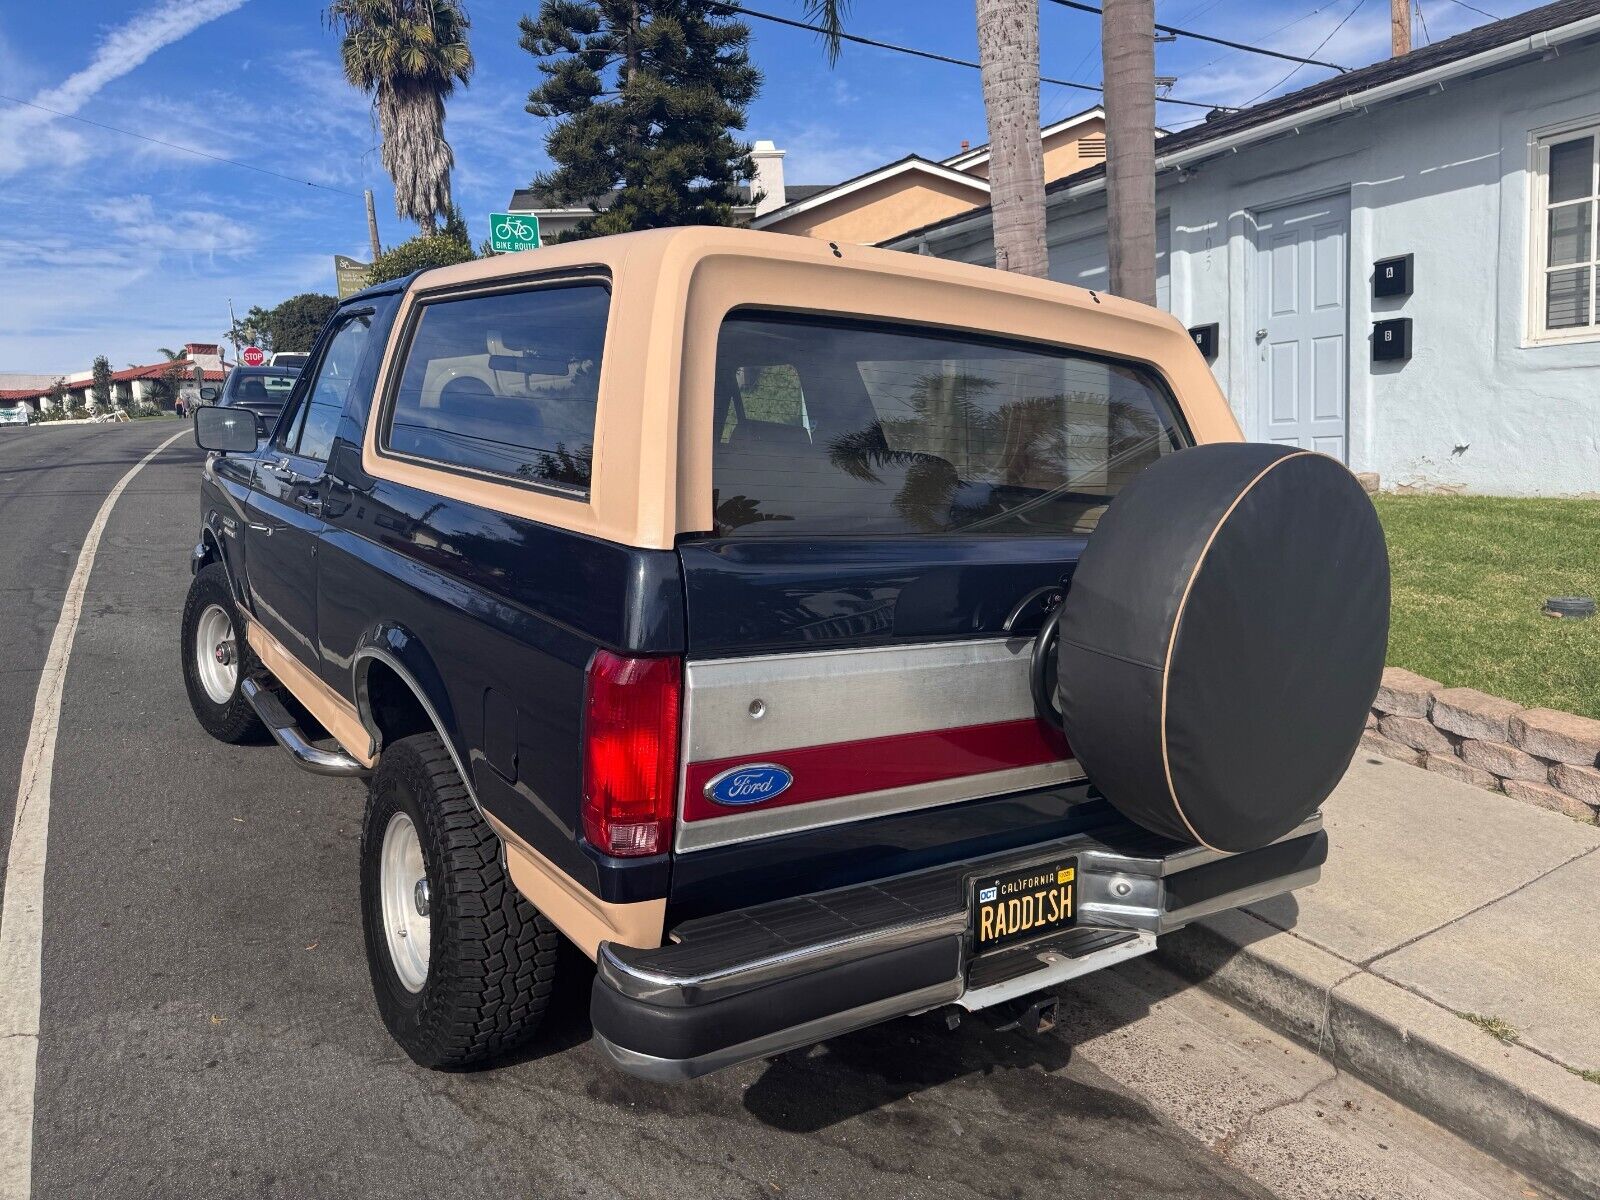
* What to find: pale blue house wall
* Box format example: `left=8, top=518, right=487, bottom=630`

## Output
left=905, top=40, right=1600, bottom=496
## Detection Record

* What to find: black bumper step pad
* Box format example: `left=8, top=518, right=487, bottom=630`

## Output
left=966, top=928, right=1139, bottom=991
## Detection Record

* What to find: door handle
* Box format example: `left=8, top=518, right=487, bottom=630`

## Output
left=246, top=522, right=272, bottom=536
left=296, top=492, right=323, bottom=517
left=1255, top=328, right=1269, bottom=342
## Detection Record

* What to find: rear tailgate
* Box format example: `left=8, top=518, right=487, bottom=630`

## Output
left=675, top=538, right=1086, bottom=856
left=668, top=308, right=1191, bottom=918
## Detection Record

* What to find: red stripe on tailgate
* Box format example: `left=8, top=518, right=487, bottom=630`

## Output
left=682, top=718, right=1072, bottom=822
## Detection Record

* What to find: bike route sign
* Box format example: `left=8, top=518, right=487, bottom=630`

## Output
left=489, top=213, right=541, bottom=253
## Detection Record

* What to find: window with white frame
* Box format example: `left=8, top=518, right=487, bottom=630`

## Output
left=1533, top=127, right=1600, bottom=339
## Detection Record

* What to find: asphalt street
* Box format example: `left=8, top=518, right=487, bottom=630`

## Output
left=0, top=423, right=1553, bottom=1200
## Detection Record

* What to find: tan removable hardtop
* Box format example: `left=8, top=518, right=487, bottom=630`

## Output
left=361, top=226, right=1242, bottom=552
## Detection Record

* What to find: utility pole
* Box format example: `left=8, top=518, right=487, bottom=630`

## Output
left=227, top=298, right=241, bottom=361
left=1103, top=0, right=1158, bottom=306
left=364, top=189, right=382, bottom=261
left=1391, top=0, right=1411, bottom=55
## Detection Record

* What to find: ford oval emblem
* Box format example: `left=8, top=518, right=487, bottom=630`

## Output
left=704, top=763, right=793, bottom=807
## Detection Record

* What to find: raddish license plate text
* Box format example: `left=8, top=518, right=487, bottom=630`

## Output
left=973, top=858, right=1076, bottom=952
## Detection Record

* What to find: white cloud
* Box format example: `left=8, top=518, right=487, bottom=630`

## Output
left=0, top=0, right=250, bottom=176
left=771, top=122, right=910, bottom=185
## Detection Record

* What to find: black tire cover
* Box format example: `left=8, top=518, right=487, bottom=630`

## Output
left=1056, top=443, right=1389, bottom=852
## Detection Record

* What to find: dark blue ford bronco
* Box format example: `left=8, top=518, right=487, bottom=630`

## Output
left=182, top=228, right=1387, bottom=1079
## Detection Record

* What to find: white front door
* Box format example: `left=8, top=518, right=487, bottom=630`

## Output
left=1253, top=194, right=1350, bottom=460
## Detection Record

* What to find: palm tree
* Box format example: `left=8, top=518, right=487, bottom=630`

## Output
left=327, top=0, right=474, bottom=234
left=975, top=0, right=1047, bottom=276
left=808, top=2, right=1162, bottom=299
left=806, top=1, right=1047, bottom=277
left=1102, top=0, right=1155, bottom=304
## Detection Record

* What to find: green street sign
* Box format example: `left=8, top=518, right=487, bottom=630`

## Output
left=490, top=212, right=541, bottom=253
left=334, top=255, right=373, bottom=299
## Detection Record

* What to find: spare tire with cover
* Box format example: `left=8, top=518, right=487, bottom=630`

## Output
left=1055, top=443, right=1389, bottom=853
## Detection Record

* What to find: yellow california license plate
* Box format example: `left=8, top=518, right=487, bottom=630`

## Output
left=972, top=858, right=1077, bottom=953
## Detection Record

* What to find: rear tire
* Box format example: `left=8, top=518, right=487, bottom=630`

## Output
left=181, top=562, right=266, bottom=743
left=360, top=732, right=560, bottom=1069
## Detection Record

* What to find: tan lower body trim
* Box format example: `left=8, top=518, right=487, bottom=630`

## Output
left=486, top=814, right=665, bottom=960
left=242, top=618, right=376, bottom=768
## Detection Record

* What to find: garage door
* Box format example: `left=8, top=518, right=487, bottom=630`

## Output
left=1252, top=194, right=1350, bottom=461
left=1047, top=221, right=1171, bottom=311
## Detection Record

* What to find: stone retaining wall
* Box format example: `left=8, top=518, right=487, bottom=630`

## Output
left=1362, top=668, right=1600, bottom=823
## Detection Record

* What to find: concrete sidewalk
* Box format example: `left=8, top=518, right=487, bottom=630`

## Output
left=1159, top=752, right=1600, bottom=1199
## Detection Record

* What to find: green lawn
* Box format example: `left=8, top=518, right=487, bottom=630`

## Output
left=1375, top=495, right=1600, bottom=719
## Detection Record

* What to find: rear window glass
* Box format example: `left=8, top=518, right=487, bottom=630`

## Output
left=711, top=312, right=1188, bottom=537
left=383, top=282, right=609, bottom=495
left=225, top=372, right=298, bottom=402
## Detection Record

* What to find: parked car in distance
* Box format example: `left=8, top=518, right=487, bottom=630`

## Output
left=215, top=365, right=300, bottom=428
left=0, top=402, right=30, bottom=427
left=182, top=227, right=1387, bottom=1083
left=270, top=352, right=310, bottom=369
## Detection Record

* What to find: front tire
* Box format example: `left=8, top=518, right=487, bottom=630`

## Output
left=360, top=732, right=560, bottom=1069
left=181, top=562, right=266, bottom=743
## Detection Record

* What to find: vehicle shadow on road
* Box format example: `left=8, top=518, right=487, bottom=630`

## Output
left=739, top=975, right=1169, bottom=1133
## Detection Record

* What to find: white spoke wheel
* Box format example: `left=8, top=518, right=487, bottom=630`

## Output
left=194, top=603, right=240, bottom=705
left=181, top=564, right=265, bottom=744
left=379, top=812, right=431, bottom=992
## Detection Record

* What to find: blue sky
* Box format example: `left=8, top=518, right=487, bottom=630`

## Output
left=0, top=0, right=1539, bottom=371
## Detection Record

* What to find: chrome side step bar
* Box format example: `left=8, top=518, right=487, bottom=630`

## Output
left=242, top=677, right=369, bottom=778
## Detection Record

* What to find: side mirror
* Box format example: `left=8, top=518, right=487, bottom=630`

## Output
left=199, top=387, right=219, bottom=402
left=193, top=405, right=260, bottom=453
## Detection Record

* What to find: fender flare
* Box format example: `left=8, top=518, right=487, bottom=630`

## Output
left=198, top=509, right=250, bottom=609
left=351, top=622, right=479, bottom=807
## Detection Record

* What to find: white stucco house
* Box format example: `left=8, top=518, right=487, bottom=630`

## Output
left=0, top=344, right=227, bottom=414
left=887, top=0, right=1600, bottom=496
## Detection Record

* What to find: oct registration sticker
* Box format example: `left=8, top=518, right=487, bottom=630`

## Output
left=972, top=858, right=1076, bottom=952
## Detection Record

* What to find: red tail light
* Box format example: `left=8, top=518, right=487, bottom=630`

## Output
left=582, top=650, right=682, bottom=857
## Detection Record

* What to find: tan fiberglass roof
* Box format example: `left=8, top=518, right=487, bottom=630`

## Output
left=361, top=227, right=1241, bottom=550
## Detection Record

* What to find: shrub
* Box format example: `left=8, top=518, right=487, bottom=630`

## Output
left=367, top=230, right=476, bottom=284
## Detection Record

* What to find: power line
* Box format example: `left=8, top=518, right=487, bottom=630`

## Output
left=0, top=94, right=364, bottom=198
left=1442, top=0, right=1502, bottom=19
left=1194, top=2, right=1342, bottom=72
left=1043, top=0, right=1350, bottom=71
left=711, top=2, right=1237, bottom=111
left=1241, top=0, right=1367, bottom=107
left=1415, top=0, right=1432, bottom=44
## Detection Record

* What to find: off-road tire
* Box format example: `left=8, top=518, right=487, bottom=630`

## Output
left=360, top=732, right=560, bottom=1069
left=180, top=562, right=266, bottom=743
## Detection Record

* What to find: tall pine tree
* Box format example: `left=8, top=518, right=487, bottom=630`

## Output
left=520, top=0, right=760, bottom=239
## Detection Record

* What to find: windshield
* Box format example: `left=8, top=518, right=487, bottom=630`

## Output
left=710, top=311, right=1189, bottom=538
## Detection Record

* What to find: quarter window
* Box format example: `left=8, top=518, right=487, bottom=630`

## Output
left=383, top=282, right=609, bottom=496
left=1533, top=127, right=1600, bottom=340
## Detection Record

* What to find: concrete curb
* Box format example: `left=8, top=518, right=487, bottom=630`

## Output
left=1158, top=909, right=1600, bottom=1199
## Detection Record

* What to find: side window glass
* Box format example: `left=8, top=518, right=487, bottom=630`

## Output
left=280, top=314, right=374, bottom=464
left=384, top=282, right=609, bottom=496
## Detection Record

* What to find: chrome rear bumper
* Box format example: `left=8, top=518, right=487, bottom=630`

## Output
left=591, top=813, right=1325, bottom=1080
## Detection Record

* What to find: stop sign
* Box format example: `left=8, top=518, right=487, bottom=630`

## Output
left=241, top=346, right=266, bottom=367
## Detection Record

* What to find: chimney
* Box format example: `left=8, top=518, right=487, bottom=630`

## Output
left=960, top=139, right=970, bottom=152
left=750, top=140, right=786, bottom=216
left=1391, top=0, right=1411, bottom=56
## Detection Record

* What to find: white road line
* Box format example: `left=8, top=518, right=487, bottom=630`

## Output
left=0, top=428, right=187, bottom=1200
